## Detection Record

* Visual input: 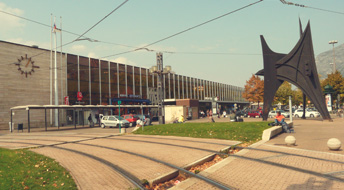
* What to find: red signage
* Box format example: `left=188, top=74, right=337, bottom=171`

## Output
left=77, top=92, right=83, bottom=101
left=64, top=96, right=69, bottom=105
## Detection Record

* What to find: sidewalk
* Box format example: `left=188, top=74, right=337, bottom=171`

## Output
left=1, top=117, right=344, bottom=189
left=174, top=117, right=344, bottom=190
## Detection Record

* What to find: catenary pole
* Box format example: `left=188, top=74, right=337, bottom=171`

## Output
left=54, top=16, right=59, bottom=127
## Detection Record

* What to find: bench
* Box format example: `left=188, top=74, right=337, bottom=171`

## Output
left=262, top=121, right=293, bottom=141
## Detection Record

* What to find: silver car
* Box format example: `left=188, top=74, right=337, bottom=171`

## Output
left=100, top=115, right=130, bottom=128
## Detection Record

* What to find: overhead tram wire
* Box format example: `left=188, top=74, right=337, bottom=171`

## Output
left=51, top=0, right=130, bottom=57
left=0, top=2, right=136, bottom=61
left=73, top=0, right=130, bottom=42
left=101, top=0, right=264, bottom=59
left=279, top=0, right=344, bottom=15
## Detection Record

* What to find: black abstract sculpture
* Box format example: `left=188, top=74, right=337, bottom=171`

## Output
left=256, top=20, right=331, bottom=121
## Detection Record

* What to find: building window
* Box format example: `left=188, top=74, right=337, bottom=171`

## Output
left=118, top=64, right=126, bottom=96
left=67, top=55, right=78, bottom=105
left=101, top=60, right=109, bottom=105
left=90, top=58, right=100, bottom=105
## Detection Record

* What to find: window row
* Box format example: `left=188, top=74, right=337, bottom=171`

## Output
left=67, top=54, right=246, bottom=105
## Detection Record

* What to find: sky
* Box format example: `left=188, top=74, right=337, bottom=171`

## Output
left=1, top=0, right=343, bottom=87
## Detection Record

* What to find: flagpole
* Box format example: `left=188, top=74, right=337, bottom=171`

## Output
left=60, top=16, right=63, bottom=122
left=50, top=14, right=53, bottom=126
left=54, top=16, right=59, bottom=127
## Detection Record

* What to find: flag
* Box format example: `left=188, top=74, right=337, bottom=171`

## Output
left=52, top=23, right=61, bottom=33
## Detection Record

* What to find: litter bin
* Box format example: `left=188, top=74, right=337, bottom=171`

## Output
left=18, top=123, right=23, bottom=132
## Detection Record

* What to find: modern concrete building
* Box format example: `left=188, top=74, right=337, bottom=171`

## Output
left=0, top=40, right=248, bottom=130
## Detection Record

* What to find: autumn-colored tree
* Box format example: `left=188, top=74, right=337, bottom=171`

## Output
left=242, top=74, right=264, bottom=108
left=321, top=71, right=344, bottom=103
left=274, top=81, right=293, bottom=105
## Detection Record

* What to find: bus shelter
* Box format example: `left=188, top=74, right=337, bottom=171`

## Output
left=10, top=104, right=158, bottom=133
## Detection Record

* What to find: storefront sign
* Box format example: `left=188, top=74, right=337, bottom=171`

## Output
left=128, top=94, right=141, bottom=98
left=326, top=94, right=332, bottom=111
left=77, top=92, right=83, bottom=101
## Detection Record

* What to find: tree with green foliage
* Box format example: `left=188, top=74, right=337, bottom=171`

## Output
left=243, top=74, right=264, bottom=108
left=321, top=71, right=344, bottom=103
left=274, top=81, right=293, bottom=105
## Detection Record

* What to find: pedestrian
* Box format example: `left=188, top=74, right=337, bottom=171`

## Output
left=209, top=110, right=215, bottom=122
left=88, top=114, right=94, bottom=128
left=217, top=108, right=221, bottom=118
left=223, top=110, right=227, bottom=118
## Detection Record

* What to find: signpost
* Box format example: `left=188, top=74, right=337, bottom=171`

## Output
left=118, top=100, right=122, bottom=133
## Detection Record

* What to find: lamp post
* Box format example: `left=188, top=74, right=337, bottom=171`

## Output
left=329, top=40, right=338, bottom=73
left=149, top=52, right=173, bottom=125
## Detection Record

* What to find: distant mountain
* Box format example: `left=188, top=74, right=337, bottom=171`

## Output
left=315, top=43, right=344, bottom=79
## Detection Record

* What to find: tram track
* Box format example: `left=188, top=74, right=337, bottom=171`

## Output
left=2, top=134, right=344, bottom=189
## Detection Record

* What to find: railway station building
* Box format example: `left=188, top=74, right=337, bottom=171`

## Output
left=0, top=40, right=248, bottom=130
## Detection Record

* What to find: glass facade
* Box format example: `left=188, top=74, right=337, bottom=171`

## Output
left=67, top=54, right=247, bottom=106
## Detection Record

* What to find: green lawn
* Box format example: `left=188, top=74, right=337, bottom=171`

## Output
left=0, top=148, right=77, bottom=190
left=133, top=122, right=270, bottom=143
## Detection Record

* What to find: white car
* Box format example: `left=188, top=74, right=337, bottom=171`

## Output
left=293, top=109, right=320, bottom=118
left=268, top=110, right=290, bottom=118
left=100, top=115, right=130, bottom=128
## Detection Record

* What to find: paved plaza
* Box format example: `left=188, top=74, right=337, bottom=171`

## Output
left=1, top=116, right=344, bottom=189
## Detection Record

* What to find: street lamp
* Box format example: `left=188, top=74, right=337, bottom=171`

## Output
left=149, top=52, right=173, bottom=124
left=329, top=40, right=338, bottom=73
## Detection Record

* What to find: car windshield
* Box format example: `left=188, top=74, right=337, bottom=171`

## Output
left=114, top=116, right=125, bottom=121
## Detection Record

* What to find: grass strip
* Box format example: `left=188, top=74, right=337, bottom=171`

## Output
left=0, top=148, right=77, bottom=190
left=133, top=122, right=270, bottom=143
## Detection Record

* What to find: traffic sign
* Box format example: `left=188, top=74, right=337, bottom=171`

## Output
left=118, top=100, right=122, bottom=105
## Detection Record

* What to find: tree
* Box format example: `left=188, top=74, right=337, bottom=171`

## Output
left=291, top=88, right=304, bottom=106
left=274, top=81, right=293, bottom=105
left=321, top=71, right=344, bottom=104
left=242, top=74, right=264, bottom=108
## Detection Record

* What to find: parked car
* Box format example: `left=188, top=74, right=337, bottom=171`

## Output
left=247, top=111, right=261, bottom=118
left=268, top=110, right=290, bottom=118
left=100, top=115, right=130, bottom=128
left=293, top=109, right=320, bottom=118
left=135, top=114, right=151, bottom=126
left=122, top=114, right=140, bottom=127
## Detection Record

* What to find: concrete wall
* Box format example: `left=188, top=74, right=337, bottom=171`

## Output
left=0, top=41, right=67, bottom=130
left=164, top=105, right=187, bottom=123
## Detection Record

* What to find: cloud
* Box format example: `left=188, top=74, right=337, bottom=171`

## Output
left=113, top=57, right=136, bottom=66
left=87, top=52, right=98, bottom=58
left=0, top=3, right=25, bottom=33
left=6, top=38, right=50, bottom=49
left=70, top=44, right=86, bottom=52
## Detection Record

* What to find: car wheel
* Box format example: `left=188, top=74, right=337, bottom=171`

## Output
left=269, top=115, right=272, bottom=118
left=295, top=114, right=299, bottom=118
left=310, top=114, right=314, bottom=118
left=101, top=123, right=105, bottom=128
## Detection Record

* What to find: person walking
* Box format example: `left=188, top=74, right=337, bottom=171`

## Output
left=88, top=114, right=94, bottom=128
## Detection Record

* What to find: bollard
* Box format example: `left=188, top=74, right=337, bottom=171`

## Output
left=121, top=128, right=126, bottom=134
left=285, top=136, right=296, bottom=146
left=327, top=138, right=341, bottom=151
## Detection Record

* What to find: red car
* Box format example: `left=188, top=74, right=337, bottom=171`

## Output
left=121, top=114, right=140, bottom=127
left=247, top=111, right=262, bottom=118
